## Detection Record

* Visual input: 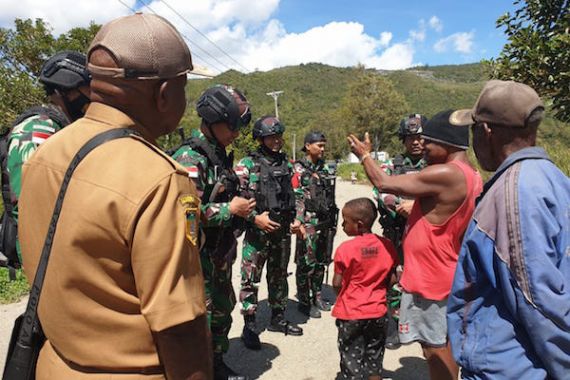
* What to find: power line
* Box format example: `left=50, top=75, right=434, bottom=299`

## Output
left=138, top=0, right=233, bottom=74
left=158, top=0, right=250, bottom=73
left=115, top=0, right=224, bottom=75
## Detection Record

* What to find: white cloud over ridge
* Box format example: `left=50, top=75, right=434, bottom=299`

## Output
left=434, top=32, right=475, bottom=54
left=0, top=1, right=472, bottom=73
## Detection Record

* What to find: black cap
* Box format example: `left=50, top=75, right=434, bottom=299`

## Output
left=421, top=110, right=469, bottom=150
left=302, top=131, right=326, bottom=151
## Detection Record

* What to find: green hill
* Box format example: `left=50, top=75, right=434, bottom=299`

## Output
left=172, top=62, right=569, bottom=174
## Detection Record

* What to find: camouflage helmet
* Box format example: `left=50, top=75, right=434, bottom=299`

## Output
left=39, top=51, right=91, bottom=95
left=252, top=115, right=285, bottom=139
left=399, top=114, right=428, bottom=140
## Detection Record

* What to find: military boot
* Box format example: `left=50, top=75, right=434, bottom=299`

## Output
left=267, top=310, right=303, bottom=336
left=298, top=302, right=321, bottom=318
left=241, top=315, right=261, bottom=350
left=314, top=293, right=331, bottom=312
left=214, top=353, right=248, bottom=380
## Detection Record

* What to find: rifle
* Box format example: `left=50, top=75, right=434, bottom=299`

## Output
left=323, top=166, right=338, bottom=284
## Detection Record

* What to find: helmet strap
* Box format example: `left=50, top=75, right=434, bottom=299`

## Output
left=59, top=90, right=89, bottom=121
left=260, top=142, right=281, bottom=158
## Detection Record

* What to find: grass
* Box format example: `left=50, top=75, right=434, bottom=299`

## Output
left=336, top=163, right=368, bottom=183
left=0, top=268, right=29, bottom=304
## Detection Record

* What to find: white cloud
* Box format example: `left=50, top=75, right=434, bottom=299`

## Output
left=409, top=19, right=426, bottom=42
left=366, top=43, right=415, bottom=70
left=409, top=29, right=426, bottom=42
left=429, top=16, right=443, bottom=32
left=237, top=21, right=400, bottom=71
left=379, top=31, right=392, bottom=47
left=0, top=0, right=131, bottom=34
left=434, top=31, right=474, bottom=54
left=0, top=0, right=422, bottom=73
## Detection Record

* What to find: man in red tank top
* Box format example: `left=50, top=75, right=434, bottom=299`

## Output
left=348, top=109, right=483, bottom=380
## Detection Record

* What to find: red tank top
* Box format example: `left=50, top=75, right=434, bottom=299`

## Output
left=400, top=160, right=482, bottom=301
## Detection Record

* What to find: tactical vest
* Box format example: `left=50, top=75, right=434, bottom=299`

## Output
left=179, top=136, right=243, bottom=255
left=181, top=137, right=239, bottom=203
left=298, top=159, right=336, bottom=217
left=0, top=106, right=69, bottom=269
left=379, top=153, right=424, bottom=259
left=250, top=151, right=296, bottom=216
left=391, top=154, right=423, bottom=176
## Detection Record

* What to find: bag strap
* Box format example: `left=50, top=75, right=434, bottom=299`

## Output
left=17, top=127, right=139, bottom=347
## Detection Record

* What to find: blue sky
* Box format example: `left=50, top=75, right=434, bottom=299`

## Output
left=274, top=0, right=515, bottom=66
left=1, top=0, right=517, bottom=74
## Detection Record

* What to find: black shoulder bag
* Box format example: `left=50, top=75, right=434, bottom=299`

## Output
left=2, top=128, right=138, bottom=380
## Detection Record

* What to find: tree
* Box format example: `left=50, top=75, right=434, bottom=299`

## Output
left=337, top=68, right=409, bottom=156
left=0, top=18, right=100, bottom=125
left=488, top=0, right=570, bottom=122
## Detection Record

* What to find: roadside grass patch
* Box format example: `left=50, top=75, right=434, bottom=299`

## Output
left=0, top=268, right=29, bottom=304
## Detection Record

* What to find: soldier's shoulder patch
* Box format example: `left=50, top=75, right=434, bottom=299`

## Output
left=179, top=195, right=200, bottom=246
left=186, top=165, right=200, bottom=178
left=234, top=164, right=249, bottom=177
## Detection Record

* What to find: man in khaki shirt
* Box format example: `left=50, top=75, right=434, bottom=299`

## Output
left=19, top=13, right=211, bottom=380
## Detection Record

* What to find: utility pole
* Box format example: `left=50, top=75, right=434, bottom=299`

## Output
left=266, top=90, right=283, bottom=119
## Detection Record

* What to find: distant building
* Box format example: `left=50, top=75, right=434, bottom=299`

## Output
left=346, top=151, right=389, bottom=163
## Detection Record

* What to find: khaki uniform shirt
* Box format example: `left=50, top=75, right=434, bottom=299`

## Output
left=19, top=103, right=205, bottom=376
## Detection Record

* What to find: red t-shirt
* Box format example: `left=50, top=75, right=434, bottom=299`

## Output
left=332, top=233, right=398, bottom=320
left=400, top=160, right=483, bottom=301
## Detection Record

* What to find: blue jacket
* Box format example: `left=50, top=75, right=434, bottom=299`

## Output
left=448, top=147, right=570, bottom=380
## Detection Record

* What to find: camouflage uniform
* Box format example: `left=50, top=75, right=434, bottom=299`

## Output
left=235, top=149, right=296, bottom=316
left=2, top=108, right=67, bottom=262
left=293, top=157, right=336, bottom=306
left=171, top=129, right=239, bottom=355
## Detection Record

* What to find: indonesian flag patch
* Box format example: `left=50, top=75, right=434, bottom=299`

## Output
left=186, top=166, right=199, bottom=179
left=31, top=131, right=52, bottom=145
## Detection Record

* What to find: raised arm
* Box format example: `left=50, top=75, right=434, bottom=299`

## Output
left=347, top=133, right=455, bottom=198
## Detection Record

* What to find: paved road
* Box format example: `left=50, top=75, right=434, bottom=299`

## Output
left=0, top=179, right=428, bottom=379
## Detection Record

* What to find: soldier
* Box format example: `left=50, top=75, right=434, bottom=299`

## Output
left=0, top=51, right=90, bottom=273
left=373, top=114, right=427, bottom=349
left=171, top=84, right=254, bottom=380
left=235, top=116, right=304, bottom=350
left=293, top=131, right=338, bottom=319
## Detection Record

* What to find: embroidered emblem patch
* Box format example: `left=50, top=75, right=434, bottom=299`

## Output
left=180, top=195, right=200, bottom=246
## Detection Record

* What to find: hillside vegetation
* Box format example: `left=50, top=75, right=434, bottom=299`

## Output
left=170, top=62, right=569, bottom=175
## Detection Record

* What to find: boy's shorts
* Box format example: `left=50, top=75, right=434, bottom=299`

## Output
left=336, top=316, right=387, bottom=379
left=398, top=290, right=448, bottom=347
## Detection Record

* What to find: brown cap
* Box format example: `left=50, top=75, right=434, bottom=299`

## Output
left=450, top=80, right=544, bottom=128
left=87, top=13, right=193, bottom=80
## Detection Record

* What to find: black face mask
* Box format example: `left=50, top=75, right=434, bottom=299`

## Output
left=63, top=92, right=90, bottom=121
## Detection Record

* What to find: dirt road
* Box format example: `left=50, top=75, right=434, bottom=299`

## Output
left=0, top=179, right=428, bottom=379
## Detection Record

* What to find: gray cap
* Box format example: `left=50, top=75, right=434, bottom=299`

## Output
left=87, top=13, right=193, bottom=80
left=450, top=80, right=544, bottom=128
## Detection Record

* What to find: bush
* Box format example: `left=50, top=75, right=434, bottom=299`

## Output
left=0, top=268, right=29, bottom=304
left=337, top=163, right=367, bottom=182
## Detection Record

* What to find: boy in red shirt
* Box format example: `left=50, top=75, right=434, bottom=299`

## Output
left=333, top=198, right=399, bottom=380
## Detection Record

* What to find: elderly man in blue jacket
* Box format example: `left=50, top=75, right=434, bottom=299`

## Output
left=447, top=80, right=570, bottom=380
